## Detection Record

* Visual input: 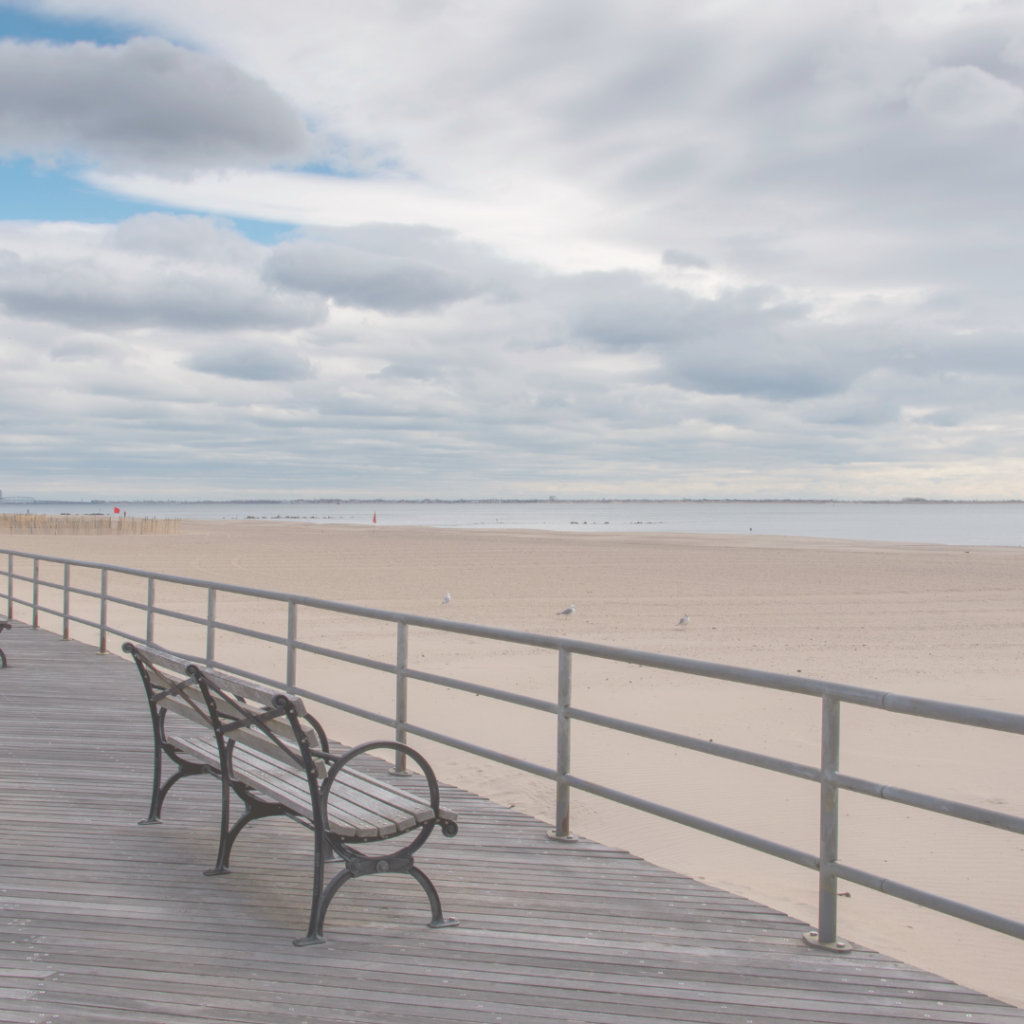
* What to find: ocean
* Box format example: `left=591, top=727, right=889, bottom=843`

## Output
left=4, top=500, right=1021, bottom=547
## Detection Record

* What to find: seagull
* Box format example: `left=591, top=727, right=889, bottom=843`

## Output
left=677, top=614, right=690, bottom=626
left=442, top=593, right=451, bottom=605
left=557, top=604, right=575, bottom=616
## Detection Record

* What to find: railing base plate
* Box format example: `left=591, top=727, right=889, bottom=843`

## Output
left=802, top=930, right=853, bottom=953
left=546, top=829, right=579, bottom=843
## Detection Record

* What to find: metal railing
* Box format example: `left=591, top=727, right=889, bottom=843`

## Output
left=4, top=546, right=1023, bottom=951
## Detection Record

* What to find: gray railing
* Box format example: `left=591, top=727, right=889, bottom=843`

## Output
left=4, top=546, right=1023, bottom=951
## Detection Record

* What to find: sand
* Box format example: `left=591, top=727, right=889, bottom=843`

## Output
left=6, top=521, right=1024, bottom=1006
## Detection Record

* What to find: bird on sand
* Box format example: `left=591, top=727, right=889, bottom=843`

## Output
left=557, top=604, right=575, bottom=616
left=442, top=593, right=451, bottom=605
left=677, top=614, right=690, bottom=626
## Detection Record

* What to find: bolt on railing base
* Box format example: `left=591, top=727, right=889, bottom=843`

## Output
left=546, top=829, right=579, bottom=843
left=802, top=930, right=854, bottom=953
left=388, top=768, right=411, bottom=777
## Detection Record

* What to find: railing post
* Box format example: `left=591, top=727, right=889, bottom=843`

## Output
left=99, top=569, right=108, bottom=654
left=548, top=648, right=578, bottom=842
left=205, top=587, right=217, bottom=666
left=286, top=600, right=297, bottom=691
left=62, top=563, right=70, bottom=639
left=393, top=621, right=409, bottom=774
left=32, top=558, right=39, bottom=629
left=146, top=577, right=155, bottom=645
left=804, top=693, right=851, bottom=951
left=6, top=552, right=12, bottom=621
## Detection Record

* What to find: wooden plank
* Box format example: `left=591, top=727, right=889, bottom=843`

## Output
left=1, top=621, right=1022, bottom=1024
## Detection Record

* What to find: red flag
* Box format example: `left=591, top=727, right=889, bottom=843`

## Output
left=114, top=507, right=120, bottom=514
left=373, top=512, right=377, bottom=524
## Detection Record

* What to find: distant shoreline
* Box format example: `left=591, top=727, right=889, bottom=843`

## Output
left=3, top=497, right=1022, bottom=506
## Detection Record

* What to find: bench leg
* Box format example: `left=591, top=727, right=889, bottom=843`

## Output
left=206, top=797, right=288, bottom=876
left=293, top=846, right=333, bottom=946
left=0, top=645, right=6, bottom=668
left=409, top=866, right=459, bottom=929
left=293, top=861, right=459, bottom=945
left=204, top=770, right=234, bottom=875
left=139, top=761, right=205, bottom=826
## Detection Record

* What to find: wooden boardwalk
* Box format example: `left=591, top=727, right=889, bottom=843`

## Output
left=1, top=622, right=1021, bottom=1024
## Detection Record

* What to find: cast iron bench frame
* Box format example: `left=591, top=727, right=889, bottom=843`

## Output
left=0, top=620, right=10, bottom=668
left=125, top=641, right=459, bottom=945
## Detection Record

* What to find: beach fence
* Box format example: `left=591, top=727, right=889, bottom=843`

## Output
left=3, top=545, right=1023, bottom=954
left=0, top=514, right=180, bottom=536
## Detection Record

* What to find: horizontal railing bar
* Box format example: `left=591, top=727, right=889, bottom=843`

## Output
left=877, top=693, right=1024, bottom=733
left=289, top=687, right=395, bottom=729
left=7, top=546, right=1024, bottom=734
left=403, top=724, right=558, bottom=781
left=122, top=603, right=214, bottom=630
left=9, top=600, right=217, bottom=643
left=569, top=707, right=820, bottom=782
left=198, top=618, right=288, bottom=647
left=564, top=773, right=819, bottom=871
left=120, top=640, right=291, bottom=691
left=17, top=600, right=64, bottom=620
left=834, top=863, right=1024, bottom=941
left=7, top=572, right=64, bottom=589
left=288, top=685, right=558, bottom=781
left=61, top=584, right=105, bottom=602
left=290, top=639, right=395, bottom=674
left=98, top=623, right=149, bottom=648
left=203, top=659, right=286, bottom=690
left=404, top=667, right=560, bottom=714
left=833, top=774, right=1024, bottom=835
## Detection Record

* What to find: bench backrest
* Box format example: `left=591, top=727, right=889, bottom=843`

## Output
left=126, top=644, right=328, bottom=777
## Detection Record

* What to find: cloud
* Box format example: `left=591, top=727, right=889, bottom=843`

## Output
left=186, top=342, right=315, bottom=381
left=0, top=215, right=325, bottom=330
left=264, top=226, right=518, bottom=312
left=0, top=37, right=311, bottom=172
left=662, top=249, right=710, bottom=269
left=266, top=239, right=480, bottom=313
left=4, top=4, right=1024, bottom=497
left=908, top=66, right=1024, bottom=128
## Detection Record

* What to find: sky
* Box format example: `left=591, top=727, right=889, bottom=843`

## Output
left=2, top=0, right=1024, bottom=500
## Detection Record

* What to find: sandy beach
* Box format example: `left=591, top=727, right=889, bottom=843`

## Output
left=7, top=521, right=1024, bottom=1006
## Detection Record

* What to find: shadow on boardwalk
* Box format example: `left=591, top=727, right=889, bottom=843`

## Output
left=1, top=621, right=1021, bottom=1024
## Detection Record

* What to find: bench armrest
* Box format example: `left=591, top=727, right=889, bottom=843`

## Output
left=321, top=740, right=456, bottom=837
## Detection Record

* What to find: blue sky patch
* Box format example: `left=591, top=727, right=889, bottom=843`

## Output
left=0, top=159, right=297, bottom=243
left=0, top=3, right=141, bottom=45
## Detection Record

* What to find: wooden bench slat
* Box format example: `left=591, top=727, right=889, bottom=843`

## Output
left=200, top=662, right=309, bottom=718
left=329, top=769, right=436, bottom=827
left=228, top=743, right=409, bottom=837
left=338, top=767, right=450, bottom=822
left=141, top=654, right=326, bottom=778
left=169, top=734, right=220, bottom=771
left=138, top=646, right=309, bottom=717
left=230, top=755, right=386, bottom=839
left=169, top=735, right=374, bottom=838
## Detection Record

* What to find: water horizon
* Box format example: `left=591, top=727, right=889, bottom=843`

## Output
left=2, top=498, right=1021, bottom=547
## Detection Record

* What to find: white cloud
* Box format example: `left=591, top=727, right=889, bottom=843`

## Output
left=3, top=1, right=1024, bottom=496
left=0, top=216, right=325, bottom=330
left=1, top=211, right=1022, bottom=497
left=0, top=36, right=311, bottom=172
left=909, top=65, right=1024, bottom=128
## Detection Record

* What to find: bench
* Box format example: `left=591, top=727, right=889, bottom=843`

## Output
left=0, top=620, right=10, bottom=668
left=124, top=642, right=459, bottom=945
